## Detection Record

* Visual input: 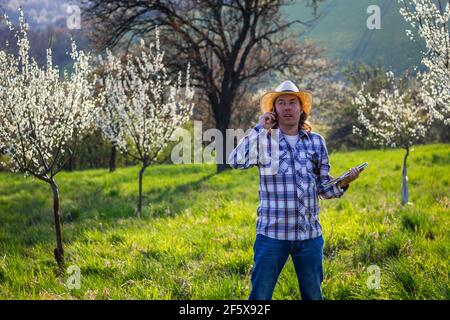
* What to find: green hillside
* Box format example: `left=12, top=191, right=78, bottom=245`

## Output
left=0, top=144, right=448, bottom=299
left=0, top=0, right=426, bottom=74
left=284, top=0, right=423, bottom=73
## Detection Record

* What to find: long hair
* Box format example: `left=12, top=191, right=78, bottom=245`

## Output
left=300, top=112, right=312, bottom=132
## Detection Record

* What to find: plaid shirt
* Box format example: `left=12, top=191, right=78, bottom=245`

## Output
left=228, top=124, right=349, bottom=241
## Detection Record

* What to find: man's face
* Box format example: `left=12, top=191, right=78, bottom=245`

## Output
left=274, top=94, right=302, bottom=128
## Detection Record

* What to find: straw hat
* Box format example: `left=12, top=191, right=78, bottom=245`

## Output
left=260, top=80, right=313, bottom=115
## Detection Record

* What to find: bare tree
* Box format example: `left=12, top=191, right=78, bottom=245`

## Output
left=81, top=0, right=322, bottom=172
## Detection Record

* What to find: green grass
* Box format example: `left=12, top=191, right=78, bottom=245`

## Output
left=0, top=143, right=448, bottom=299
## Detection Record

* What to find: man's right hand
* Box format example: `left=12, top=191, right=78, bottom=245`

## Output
left=258, top=112, right=277, bottom=129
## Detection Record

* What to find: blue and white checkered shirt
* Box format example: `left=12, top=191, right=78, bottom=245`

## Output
left=228, top=124, right=349, bottom=241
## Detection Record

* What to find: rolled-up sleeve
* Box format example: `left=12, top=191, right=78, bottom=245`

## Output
left=317, top=136, right=349, bottom=199
left=228, top=124, right=264, bottom=169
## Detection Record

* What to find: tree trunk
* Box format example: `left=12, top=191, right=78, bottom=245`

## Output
left=49, top=179, right=64, bottom=266
left=109, top=145, right=116, bottom=172
left=137, top=164, right=147, bottom=217
left=401, top=146, right=410, bottom=206
left=217, top=125, right=231, bottom=173
left=67, top=154, right=74, bottom=172
left=215, top=97, right=232, bottom=173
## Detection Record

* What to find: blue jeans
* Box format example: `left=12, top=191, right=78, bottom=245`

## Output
left=248, top=234, right=324, bottom=300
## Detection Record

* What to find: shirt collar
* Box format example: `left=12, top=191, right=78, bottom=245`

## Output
left=279, top=128, right=310, bottom=142
left=299, top=128, right=310, bottom=140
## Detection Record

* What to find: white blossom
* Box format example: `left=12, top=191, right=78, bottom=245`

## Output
left=352, top=71, right=428, bottom=206
left=352, top=71, right=428, bottom=148
left=97, top=28, right=194, bottom=165
left=0, top=8, right=101, bottom=265
left=0, top=9, right=100, bottom=179
left=399, top=0, right=450, bottom=125
left=97, top=28, right=194, bottom=215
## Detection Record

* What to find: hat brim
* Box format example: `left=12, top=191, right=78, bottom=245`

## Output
left=260, top=91, right=313, bottom=115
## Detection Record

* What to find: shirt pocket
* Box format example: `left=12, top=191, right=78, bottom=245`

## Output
left=305, top=151, right=320, bottom=176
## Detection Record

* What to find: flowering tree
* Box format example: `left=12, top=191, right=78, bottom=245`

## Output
left=353, top=71, right=429, bottom=205
left=0, top=10, right=100, bottom=265
left=399, top=0, right=450, bottom=125
left=95, top=54, right=124, bottom=172
left=98, top=29, right=194, bottom=216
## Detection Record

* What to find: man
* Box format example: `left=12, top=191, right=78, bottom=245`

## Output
left=228, top=80, right=360, bottom=300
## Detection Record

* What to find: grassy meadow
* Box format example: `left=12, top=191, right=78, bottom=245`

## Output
left=0, top=143, right=448, bottom=299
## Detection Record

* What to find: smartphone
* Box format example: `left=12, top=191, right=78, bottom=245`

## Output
left=272, top=108, right=279, bottom=129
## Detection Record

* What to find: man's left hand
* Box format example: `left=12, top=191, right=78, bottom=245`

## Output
left=338, top=167, right=360, bottom=188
